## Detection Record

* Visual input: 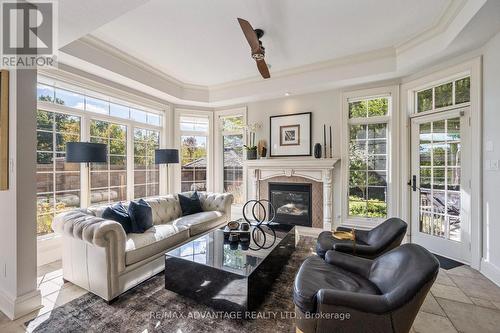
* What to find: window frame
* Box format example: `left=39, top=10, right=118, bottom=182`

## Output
left=36, top=88, right=165, bottom=239
left=215, top=107, right=247, bottom=203
left=174, top=108, right=213, bottom=193
left=36, top=110, right=82, bottom=236
left=341, top=86, right=399, bottom=229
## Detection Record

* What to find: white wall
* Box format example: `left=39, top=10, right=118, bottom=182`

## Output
left=241, top=90, right=344, bottom=226
left=481, top=31, right=500, bottom=284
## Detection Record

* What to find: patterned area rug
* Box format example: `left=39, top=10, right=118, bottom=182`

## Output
left=26, top=236, right=316, bottom=333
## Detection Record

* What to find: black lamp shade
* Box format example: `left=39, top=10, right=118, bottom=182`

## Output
left=155, top=149, right=179, bottom=164
left=66, top=142, right=107, bottom=163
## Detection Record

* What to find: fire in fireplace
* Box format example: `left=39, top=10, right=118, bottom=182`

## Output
left=269, top=183, right=312, bottom=227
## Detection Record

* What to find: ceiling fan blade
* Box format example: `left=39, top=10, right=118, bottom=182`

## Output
left=256, top=59, right=271, bottom=79
left=237, top=18, right=261, bottom=54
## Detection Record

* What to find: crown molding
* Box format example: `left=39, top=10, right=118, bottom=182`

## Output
left=396, top=0, right=467, bottom=53
left=78, top=35, right=206, bottom=91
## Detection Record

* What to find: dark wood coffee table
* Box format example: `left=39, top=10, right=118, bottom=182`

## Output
left=164, top=223, right=295, bottom=313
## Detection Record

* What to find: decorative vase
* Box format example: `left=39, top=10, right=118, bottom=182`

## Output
left=247, top=150, right=257, bottom=160
left=261, top=147, right=267, bottom=158
left=314, top=143, right=322, bottom=158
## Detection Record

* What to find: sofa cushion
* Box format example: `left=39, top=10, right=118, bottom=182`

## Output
left=102, top=202, right=132, bottom=233
left=125, top=224, right=189, bottom=266
left=129, top=199, right=153, bottom=233
left=178, top=191, right=203, bottom=216
left=293, top=255, right=381, bottom=313
left=172, top=211, right=225, bottom=236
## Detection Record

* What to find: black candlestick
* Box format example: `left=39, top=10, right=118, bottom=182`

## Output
left=323, top=125, right=327, bottom=158
left=329, top=126, right=332, bottom=158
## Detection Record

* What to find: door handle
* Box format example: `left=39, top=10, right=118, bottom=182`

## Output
left=407, top=175, right=417, bottom=192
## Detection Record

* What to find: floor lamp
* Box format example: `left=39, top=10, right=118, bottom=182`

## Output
left=66, top=142, right=108, bottom=206
left=155, top=149, right=179, bottom=195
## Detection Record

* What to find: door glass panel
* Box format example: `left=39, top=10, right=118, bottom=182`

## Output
left=418, top=117, right=461, bottom=241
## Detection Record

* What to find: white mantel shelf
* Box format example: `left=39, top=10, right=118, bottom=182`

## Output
left=245, top=157, right=340, bottom=169
left=245, top=157, right=340, bottom=231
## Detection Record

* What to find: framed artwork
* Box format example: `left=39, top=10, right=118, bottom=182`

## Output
left=0, top=70, right=8, bottom=190
left=270, top=112, right=311, bottom=157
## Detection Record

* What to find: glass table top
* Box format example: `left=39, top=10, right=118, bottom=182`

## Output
left=165, top=223, right=295, bottom=277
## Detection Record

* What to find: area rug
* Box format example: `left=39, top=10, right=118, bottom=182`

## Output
left=26, top=236, right=317, bottom=333
left=433, top=253, right=464, bottom=270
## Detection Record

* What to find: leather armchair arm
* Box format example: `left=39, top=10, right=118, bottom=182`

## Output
left=333, top=242, right=373, bottom=256
left=324, top=250, right=372, bottom=278
left=317, top=289, right=390, bottom=314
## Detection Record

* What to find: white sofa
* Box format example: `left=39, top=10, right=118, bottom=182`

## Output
left=52, top=192, right=233, bottom=302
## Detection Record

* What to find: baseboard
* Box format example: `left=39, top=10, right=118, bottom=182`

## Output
left=0, top=288, right=42, bottom=320
left=480, top=258, right=500, bottom=287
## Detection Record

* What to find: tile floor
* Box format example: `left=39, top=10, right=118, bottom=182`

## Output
left=1, top=238, right=500, bottom=332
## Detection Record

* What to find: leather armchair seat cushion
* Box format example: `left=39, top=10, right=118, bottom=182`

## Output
left=316, top=231, right=368, bottom=258
left=125, top=224, right=189, bottom=266
left=172, top=211, right=225, bottom=236
left=293, top=255, right=381, bottom=313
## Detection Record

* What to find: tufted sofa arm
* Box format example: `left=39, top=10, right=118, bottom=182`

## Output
left=53, top=210, right=127, bottom=273
left=198, top=192, right=234, bottom=215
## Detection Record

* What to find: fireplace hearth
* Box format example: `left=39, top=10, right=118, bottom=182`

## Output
left=269, top=183, right=312, bottom=227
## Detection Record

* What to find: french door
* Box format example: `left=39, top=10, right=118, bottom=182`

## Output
left=410, top=108, right=471, bottom=263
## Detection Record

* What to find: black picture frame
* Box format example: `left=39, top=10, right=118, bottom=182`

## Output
left=269, top=112, right=312, bottom=157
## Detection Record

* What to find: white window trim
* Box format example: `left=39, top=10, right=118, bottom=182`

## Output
left=400, top=57, right=482, bottom=269
left=174, top=108, right=214, bottom=193
left=36, top=97, right=166, bottom=237
left=341, top=85, right=400, bottom=229
left=214, top=107, right=247, bottom=198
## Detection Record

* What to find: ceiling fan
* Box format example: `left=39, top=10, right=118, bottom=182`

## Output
left=237, top=18, right=270, bottom=79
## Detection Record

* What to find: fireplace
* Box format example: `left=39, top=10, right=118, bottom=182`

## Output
left=269, top=183, right=312, bottom=227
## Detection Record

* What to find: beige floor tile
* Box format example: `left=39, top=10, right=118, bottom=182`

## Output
left=420, top=293, right=446, bottom=316
left=435, top=270, right=456, bottom=287
left=412, top=311, right=457, bottom=333
left=446, top=265, right=486, bottom=279
left=493, top=301, right=500, bottom=310
left=0, top=322, right=26, bottom=333
left=437, top=297, right=500, bottom=333
left=470, top=296, right=498, bottom=309
left=431, top=283, right=472, bottom=304
left=38, top=280, right=61, bottom=297
left=45, top=284, right=87, bottom=306
left=448, top=274, right=500, bottom=302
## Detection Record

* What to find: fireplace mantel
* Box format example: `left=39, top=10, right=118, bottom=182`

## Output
left=245, top=157, right=340, bottom=231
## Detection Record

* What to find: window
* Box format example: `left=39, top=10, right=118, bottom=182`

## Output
left=134, top=128, right=160, bottom=198
left=180, top=115, right=209, bottom=192
left=416, top=76, right=470, bottom=113
left=90, top=120, right=128, bottom=204
left=36, top=83, right=162, bottom=126
left=220, top=115, right=244, bottom=204
left=348, top=97, right=390, bottom=219
left=36, top=110, right=81, bottom=235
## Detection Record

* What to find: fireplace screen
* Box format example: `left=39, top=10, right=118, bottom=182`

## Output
left=269, top=183, right=312, bottom=227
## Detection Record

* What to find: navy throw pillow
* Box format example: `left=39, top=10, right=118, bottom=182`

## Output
left=102, top=202, right=132, bottom=234
left=128, top=199, right=153, bottom=233
left=178, top=191, right=204, bottom=216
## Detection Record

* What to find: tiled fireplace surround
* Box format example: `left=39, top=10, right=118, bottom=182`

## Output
left=246, top=158, right=340, bottom=230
